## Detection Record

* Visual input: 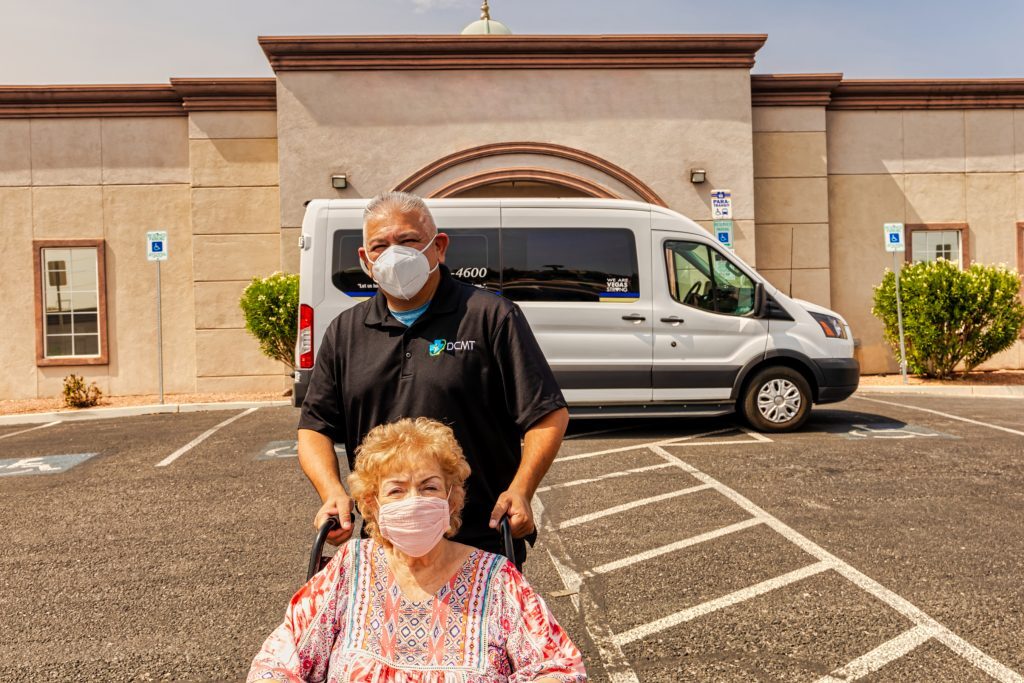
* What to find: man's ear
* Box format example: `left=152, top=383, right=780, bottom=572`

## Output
left=434, top=232, right=450, bottom=264
left=357, top=247, right=373, bottom=276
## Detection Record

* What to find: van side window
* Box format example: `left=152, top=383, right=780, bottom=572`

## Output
left=443, top=228, right=500, bottom=291
left=331, top=228, right=501, bottom=296
left=501, top=228, right=640, bottom=303
left=664, top=240, right=755, bottom=316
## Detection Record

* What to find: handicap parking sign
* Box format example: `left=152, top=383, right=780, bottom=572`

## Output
left=883, top=223, right=904, bottom=252
left=146, top=231, right=168, bottom=261
left=714, top=219, right=734, bottom=249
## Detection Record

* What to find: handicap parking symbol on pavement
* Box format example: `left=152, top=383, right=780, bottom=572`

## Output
left=841, top=423, right=954, bottom=440
left=256, top=441, right=346, bottom=461
left=0, top=453, right=98, bottom=477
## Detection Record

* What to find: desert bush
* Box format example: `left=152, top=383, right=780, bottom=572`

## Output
left=62, top=374, right=102, bottom=408
left=872, top=260, right=1024, bottom=379
left=239, top=272, right=299, bottom=370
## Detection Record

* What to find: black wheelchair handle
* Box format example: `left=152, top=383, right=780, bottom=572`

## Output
left=500, top=514, right=522, bottom=573
left=307, top=515, right=341, bottom=581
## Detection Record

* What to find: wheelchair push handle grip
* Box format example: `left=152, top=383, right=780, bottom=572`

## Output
left=307, top=515, right=341, bottom=581
left=499, top=514, right=522, bottom=573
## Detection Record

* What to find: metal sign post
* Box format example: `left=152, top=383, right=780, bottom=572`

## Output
left=883, top=223, right=908, bottom=385
left=146, top=231, right=168, bottom=403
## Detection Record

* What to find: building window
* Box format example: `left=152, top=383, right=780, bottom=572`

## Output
left=907, top=224, right=969, bottom=268
left=1018, top=223, right=1024, bottom=337
left=32, top=240, right=108, bottom=366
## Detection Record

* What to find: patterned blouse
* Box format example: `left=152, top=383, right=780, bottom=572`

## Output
left=248, top=539, right=587, bottom=682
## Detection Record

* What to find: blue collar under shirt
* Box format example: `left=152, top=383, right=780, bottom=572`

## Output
left=389, top=300, right=431, bottom=327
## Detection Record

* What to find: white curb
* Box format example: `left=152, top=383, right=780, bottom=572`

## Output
left=856, top=385, right=1024, bottom=399
left=0, top=400, right=293, bottom=427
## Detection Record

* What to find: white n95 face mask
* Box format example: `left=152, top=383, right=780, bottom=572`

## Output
left=364, top=234, right=438, bottom=300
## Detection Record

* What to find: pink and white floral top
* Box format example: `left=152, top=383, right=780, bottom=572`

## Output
left=248, top=539, right=587, bottom=682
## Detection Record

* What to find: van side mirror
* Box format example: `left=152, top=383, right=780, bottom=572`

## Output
left=753, top=282, right=766, bottom=318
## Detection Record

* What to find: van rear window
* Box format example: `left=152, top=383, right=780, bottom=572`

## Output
left=331, top=231, right=376, bottom=297
left=501, top=228, right=639, bottom=303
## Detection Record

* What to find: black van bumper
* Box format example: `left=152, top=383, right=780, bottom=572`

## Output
left=813, top=357, right=860, bottom=403
left=293, top=370, right=311, bottom=408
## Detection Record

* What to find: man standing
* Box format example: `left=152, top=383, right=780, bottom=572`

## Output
left=297, top=191, right=569, bottom=559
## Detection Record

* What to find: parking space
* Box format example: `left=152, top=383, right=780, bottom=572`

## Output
left=1, top=395, right=1021, bottom=681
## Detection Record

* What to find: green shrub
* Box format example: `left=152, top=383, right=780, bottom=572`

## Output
left=240, top=272, right=300, bottom=370
left=62, top=374, right=102, bottom=408
left=872, top=260, right=1024, bottom=379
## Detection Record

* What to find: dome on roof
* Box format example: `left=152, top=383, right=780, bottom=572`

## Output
left=461, top=18, right=512, bottom=35
left=461, top=1, right=511, bottom=35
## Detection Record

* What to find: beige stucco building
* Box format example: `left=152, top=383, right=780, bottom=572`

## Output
left=2, top=33, right=1022, bottom=400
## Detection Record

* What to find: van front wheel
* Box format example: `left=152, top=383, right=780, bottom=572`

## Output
left=740, top=367, right=811, bottom=432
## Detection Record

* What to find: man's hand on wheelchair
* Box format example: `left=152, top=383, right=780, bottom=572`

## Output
left=489, top=488, right=535, bottom=538
left=315, top=491, right=354, bottom=546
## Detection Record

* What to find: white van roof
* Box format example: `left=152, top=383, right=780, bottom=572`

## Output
left=316, top=197, right=679, bottom=216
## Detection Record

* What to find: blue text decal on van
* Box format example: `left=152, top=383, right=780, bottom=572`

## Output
left=345, top=291, right=376, bottom=298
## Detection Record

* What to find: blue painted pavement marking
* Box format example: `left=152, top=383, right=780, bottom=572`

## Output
left=0, top=453, right=98, bottom=477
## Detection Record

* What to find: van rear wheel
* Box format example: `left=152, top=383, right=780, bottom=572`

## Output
left=740, top=367, right=811, bottom=432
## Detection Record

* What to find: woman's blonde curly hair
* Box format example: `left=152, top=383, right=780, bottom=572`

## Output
left=347, top=417, right=471, bottom=545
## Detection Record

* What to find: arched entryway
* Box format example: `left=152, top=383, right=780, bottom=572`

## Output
left=392, top=141, right=665, bottom=205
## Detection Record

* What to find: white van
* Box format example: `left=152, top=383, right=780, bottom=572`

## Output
left=293, top=198, right=858, bottom=432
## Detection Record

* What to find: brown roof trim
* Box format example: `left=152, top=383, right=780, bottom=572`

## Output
left=751, top=73, right=843, bottom=106
left=258, top=35, right=768, bottom=71
left=429, top=167, right=619, bottom=200
left=0, top=84, right=184, bottom=118
left=830, top=79, right=1024, bottom=110
left=170, top=78, right=277, bottom=111
left=394, top=141, right=667, bottom=207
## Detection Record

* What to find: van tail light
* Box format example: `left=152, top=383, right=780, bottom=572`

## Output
left=298, top=304, right=314, bottom=369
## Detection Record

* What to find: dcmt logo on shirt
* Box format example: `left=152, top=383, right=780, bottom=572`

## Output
left=429, top=339, right=477, bottom=356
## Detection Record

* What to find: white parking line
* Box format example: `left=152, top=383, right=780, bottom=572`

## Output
left=556, top=428, right=739, bottom=463
left=586, top=518, right=763, bottom=576
left=155, top=408, right=259, bottom=468
left=854, top=395, right=1024, bottom=438
left=556, top=484, right=711, bottom=530
left=536, top=462, right=673, bottom=493
left=816, top=625, right=934, bottom=682
left=648, top=444, right=1024, bottom=682
left=544, top=540, right=640, bottom=683
left=564, top=425, right=640, bottom=441
left=0, top=421, right=60, bottom=441
left=611, top=561, right=831, bottom=646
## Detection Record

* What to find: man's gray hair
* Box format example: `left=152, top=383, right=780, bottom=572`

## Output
left=363, top=191, right=437, bottom=237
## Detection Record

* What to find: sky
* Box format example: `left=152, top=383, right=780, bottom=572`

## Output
left=1, top=0, right=1022, bottom=84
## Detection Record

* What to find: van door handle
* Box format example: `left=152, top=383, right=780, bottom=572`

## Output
left=660, top=316, right=685, bottom=324
left=621, top=314, right=646, bottom=323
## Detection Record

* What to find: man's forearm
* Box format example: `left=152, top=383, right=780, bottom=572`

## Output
left=510, top=407, right=569, bottom=499
left=297, top=428, right=346, bottom=501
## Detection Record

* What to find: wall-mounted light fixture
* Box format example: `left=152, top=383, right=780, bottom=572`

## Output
left=331, top=174, right=348, bottom=189
left=689, top=168, right=707, bottom=184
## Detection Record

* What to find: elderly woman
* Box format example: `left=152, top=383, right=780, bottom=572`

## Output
left=248, top=417, right=587, bottom=682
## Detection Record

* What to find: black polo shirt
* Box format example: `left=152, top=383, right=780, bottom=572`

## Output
left=298, top=266, right=566, bottom=555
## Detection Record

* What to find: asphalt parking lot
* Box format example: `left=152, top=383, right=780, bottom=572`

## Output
left=1, top=395, right=1022, bottom=682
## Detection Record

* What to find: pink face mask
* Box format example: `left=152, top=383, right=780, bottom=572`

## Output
left=377, top=490, right=451, bottom=557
